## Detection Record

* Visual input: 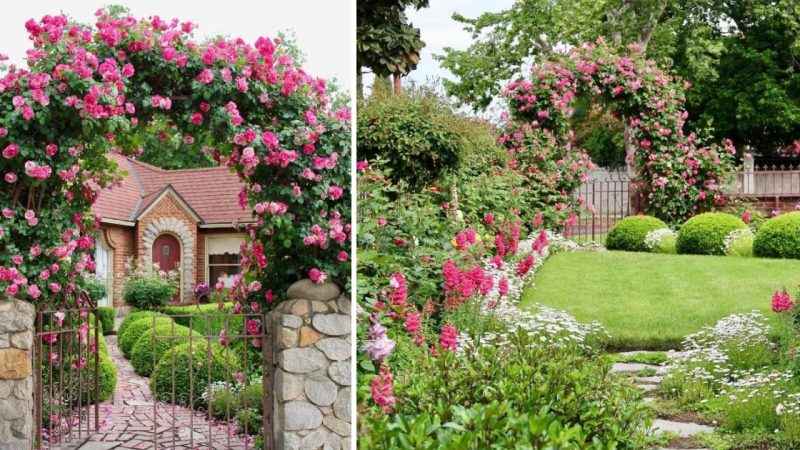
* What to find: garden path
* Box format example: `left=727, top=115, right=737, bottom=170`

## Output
left=611, top=352, right=714, bottom=450
left=77, top=335, right=252, bottom=450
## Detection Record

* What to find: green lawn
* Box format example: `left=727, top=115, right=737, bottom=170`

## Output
left=520, top=251, right=800, bottom=350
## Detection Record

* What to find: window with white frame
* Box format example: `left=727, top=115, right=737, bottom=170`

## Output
left=206, top=234, right=244, bottom=288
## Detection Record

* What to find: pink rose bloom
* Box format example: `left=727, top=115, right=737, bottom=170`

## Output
left=27, top=284, right=42, bottom=299
left=742, top=210, right=751, bottom=224
left=2, top=208, right=13, bottom=219
left=356, top=160, right=369, bottom=171
left=2, top=144, right=19, bottom=159
left=327, top=186, right=343, bottom=200
left=4, top=173, right=17, bottom=183
left=377, top=217, right=387, bottom=227
left=190, top=113, right=203, bottom=125
left=336, top=251, right=348, bottom=262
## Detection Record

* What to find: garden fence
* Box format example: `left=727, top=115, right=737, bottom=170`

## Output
left=150, top=311, right=274, bottom=450
left=34, top=291, right=100, bottom=450
left=569, top=170, right=641, bottom=244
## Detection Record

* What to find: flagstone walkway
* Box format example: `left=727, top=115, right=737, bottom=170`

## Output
left=75, top=335, right=253, bottom=450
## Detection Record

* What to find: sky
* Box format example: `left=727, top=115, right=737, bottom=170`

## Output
left=0, top=0, right=353, bottom=90
left=362, top=0, right=514, bottom=92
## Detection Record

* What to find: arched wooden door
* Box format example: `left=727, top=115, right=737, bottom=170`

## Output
left=152, top=233, right=181, bottom=271
left=152, top=233, right=181, bottom=302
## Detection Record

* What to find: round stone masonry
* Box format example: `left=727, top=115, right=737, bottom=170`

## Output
left=0, top=298, right=35, bottom=450
left=270, top=288, right=351, bottom=450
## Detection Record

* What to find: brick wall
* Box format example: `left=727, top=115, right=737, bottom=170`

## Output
left=102, top=224, right=136, bottom=308
left=136, top=193, right=199, bottom=303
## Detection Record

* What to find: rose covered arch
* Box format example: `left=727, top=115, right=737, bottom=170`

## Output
left=502, top=39, right=736, bottom=225
left=0, top=8, right=351, bottom=310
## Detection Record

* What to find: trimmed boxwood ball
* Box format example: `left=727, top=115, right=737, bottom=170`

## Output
left=606, top=216, right=668, bottom=252
left=97, top=306, right=115, bottom=335
left=119, top=317, right=173, bottom=359
left=753, top=212, right=800, bottom=259
left=118, top=311, right=164, bottom=341
left=130, top=323, right=202, bottom=377
left=676, top=212, right=748, bottom=255
left=151, top=341, right=241, bottom=408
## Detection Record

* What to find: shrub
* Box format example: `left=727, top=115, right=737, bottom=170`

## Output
left=723, top=228, right=755, bottom=257
left=358, top=88, right=464, bottom=189
left=360, top=330, right=651, bottom=448
left=119, top=317, right=173, bottom=359
left=97, top=307, right=115, bottom=335
left=644, top=228, right=677, bottom=254
left=41, top=350, right=116, bottom=404
left=235, top=408, right=262, bottom=435
left=753, top=212, right=800, bottom=259
left=151, top=342, right=240, bottom=408
left=606, top=216, right=669, bottom=252
left=118, top=310, right=163, bottom=339
left=122, top=259, right=179, bottom=309
left=123, top=276, right=177, bottom=310
left=82, top=276, right=108, bottom=304
left=160, top=302, right=245, bottom=337
left=130, top=323, right=202, bottom=376
left=676, top=212, right=748, bottom=255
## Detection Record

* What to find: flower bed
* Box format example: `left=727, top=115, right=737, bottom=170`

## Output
left=655, top=289, right=800, bottom=447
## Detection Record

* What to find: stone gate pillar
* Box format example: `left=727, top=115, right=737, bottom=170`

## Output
left=0, top=297, right=35, bottom=450
left=269, top=281, right=352, bottom=450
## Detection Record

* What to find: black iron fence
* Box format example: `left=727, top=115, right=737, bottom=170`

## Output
left=569, top=171, right=642, bottom=244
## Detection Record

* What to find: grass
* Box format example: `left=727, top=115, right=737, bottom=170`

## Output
left=521, top=251, right=800, bottom=350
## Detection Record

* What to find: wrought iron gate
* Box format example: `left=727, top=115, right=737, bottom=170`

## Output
left=34, top=291, right=100, bottom=449
left=569, top=171, right=642, bottom=243
left=150, top=311, right=274, bottom=450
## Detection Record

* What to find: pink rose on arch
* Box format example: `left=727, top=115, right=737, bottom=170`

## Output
left=27, top=283, right=42, bottom=299
left=336, top=251, right=348, bottom=262
left=4, top=173, right=17, bottom=183
left=2, top=144, right=19, bottom=159
left=246, top=319, right=261, bottom=336
left=327, top=186, right=343, bottom=200
left=2, top=208, right=13, bottom=219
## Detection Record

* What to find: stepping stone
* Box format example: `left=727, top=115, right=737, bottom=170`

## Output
left=78, top=442, right=123, bottom=450
left=611, top=363, right=654, bottom=373
left=125, top=400, right=154, bottom=407
left=652, top=419, right=714, bottom=437
left=637, top=384, right=658, bottom=392
left=635, top=376, right=663, bottom=384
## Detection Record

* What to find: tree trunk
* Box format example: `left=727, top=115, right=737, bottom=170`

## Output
left=392, top=73, right=402, bottom=94
left=356, top=66, right=363, bottom=103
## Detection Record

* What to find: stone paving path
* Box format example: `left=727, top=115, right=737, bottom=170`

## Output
left=611, top=351, right=713, bottom=450
left=76, top=335, right=253, bottom=450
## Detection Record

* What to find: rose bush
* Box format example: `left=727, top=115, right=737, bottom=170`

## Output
left=0, top=7, right=350, bottom=310
left=503, top=38, right=736, bottom=225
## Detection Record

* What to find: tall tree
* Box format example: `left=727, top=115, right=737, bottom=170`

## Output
left=357, top=0, right=429, bottom=98
left=437, top=0, right=671, bottom=111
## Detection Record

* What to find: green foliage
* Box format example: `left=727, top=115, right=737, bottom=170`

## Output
left=119, top=317, right=173, bottom=359
left=572, top=103, right=626, bottom=167
left=357, top=88, right=464, bottom=189
left=97, top=306, right=115, bottom=336
left=357, top=0, right=429, bottom=79
left=360, top=330, right=652, bottom=449
left=725, top=230, right=755, bottom=257
left=753, top=212, right=800, bottom=259
left=82, top=277, right=108, bottom=305
left=606, top=216, right=669, bottom=252
left=123, top=275, right=178, bottom=310
left=118, top=310, right=163, bottom=339
left=676, top=213, right=747, bottom=255
left=130, top=322, right=201, bottom=377
left=235, top=408, right=263, bottom=435
left=151, top=342, right=240, bottom=408
left=612, top=351, right=668, bottom=365
left=159, top=302, right=245, bottom=336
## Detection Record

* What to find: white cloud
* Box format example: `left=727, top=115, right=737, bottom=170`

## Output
left=0, top=0, right=352, bottom=90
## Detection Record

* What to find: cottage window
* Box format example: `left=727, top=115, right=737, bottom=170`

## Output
left=206, top=234, right=244, bottom=288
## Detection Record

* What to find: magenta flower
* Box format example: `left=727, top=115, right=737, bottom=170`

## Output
left=772, top=290, right=795, bottom=313
left=439, top=323, right=457, bottom=352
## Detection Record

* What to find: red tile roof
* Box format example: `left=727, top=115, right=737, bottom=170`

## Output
left=92, top=153, right=253, bottom=226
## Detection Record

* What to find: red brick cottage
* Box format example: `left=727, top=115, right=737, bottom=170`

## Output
left=91, top=153, right=253, bottom=308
